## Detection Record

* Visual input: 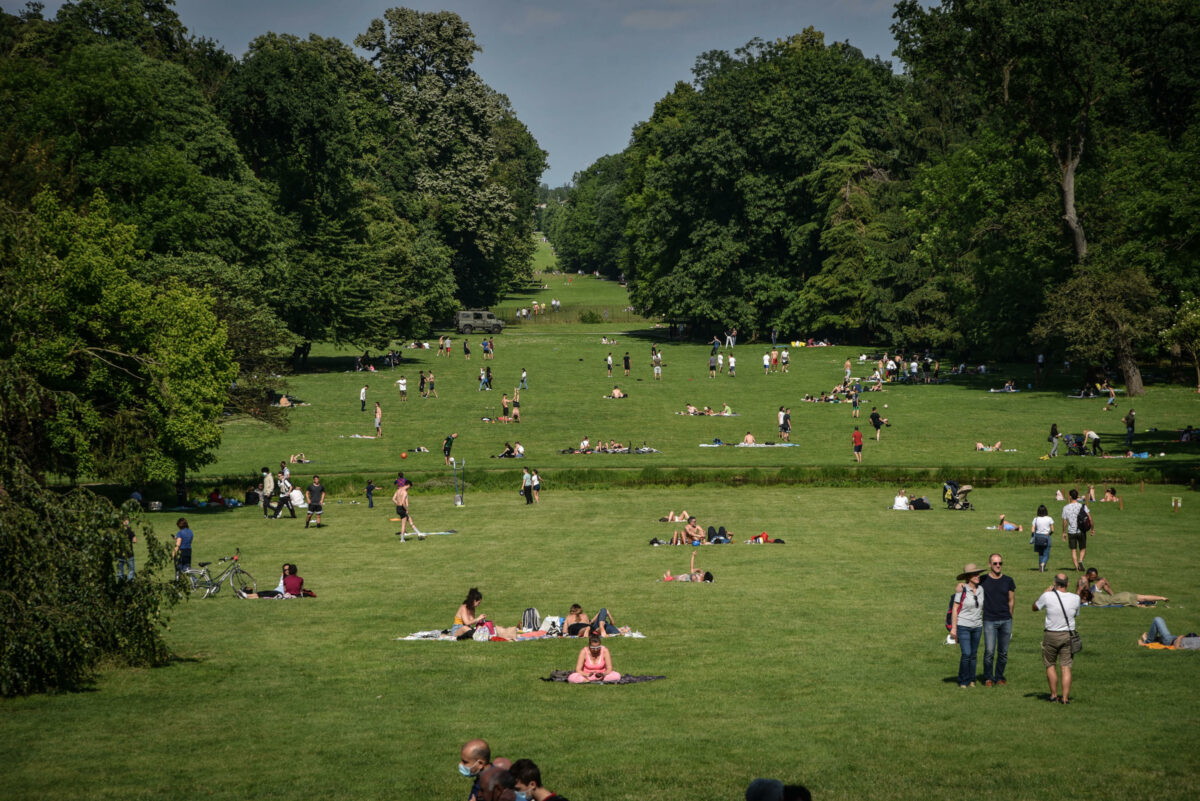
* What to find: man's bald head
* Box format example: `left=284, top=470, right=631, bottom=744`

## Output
left=493, top=757, right=512, bottom=771
left=461, top=739, right=490, bottom=763
left=479, top=766, right=516, bottom=801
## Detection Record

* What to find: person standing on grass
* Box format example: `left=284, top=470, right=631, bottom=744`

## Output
left=260, top=467, right=275, bottom=518
left=762, top=351, right=770, bottom=375
left=1062, top=489, right=1091, bottom=572
left=519, top=367, right=529, bottom=389
left=118, top=518, right=136, bottom=580
left=464, top=338, right=471, bottom=360
left=851, top=390, right=860, bottom=418
left=726, top=326, right=737, bottom=348
left=427, top=369, right=438, bottom=399
left=950, top=563, right=985, bottom=688
left=393, top=479, right=410, bottom=539
left=653, top=348, right=663, bottom=381
left=1123, top=408, right=1136, bottom=448
left=365, top=478, right=376, bottom=509
left=360, top=384, right=368, bottom=412
left=780, top=407, right=791, bottom=441
left=478, top=367, right=488, bottom=391
left=173, top=517, right=194, bottom=576
left=531, top=469, right=541, bottom=502
left=606, top=352, right=613, bottom=377
left=418, top=370, right=427, bottom=398
left=396, top=374, right=407, bottom=401
left=623, top=351, right=631, bottom=376
left=304, top=475, right=325, bottom=528
left=770, top=346, right=779, bottom=373
left=1033, top=573, right=1080, bottom=704
left=444, top=432, right=458, bottom=465
left=521, top=466, right=533, bottom=504
left=844, top=357, right=853, bottom=383
left=728, top=353, right=736, bottom=377
left=710, top=334, right=721, bottom=356
left=374, top=402, right=382, bottom=438
left=780, top=347, right=789, bottom=373
left=852, top=426, right=863, bottom=462
left=980, top=553, right=1015, bottom=687
left=709, top=352, right=717, bottom=378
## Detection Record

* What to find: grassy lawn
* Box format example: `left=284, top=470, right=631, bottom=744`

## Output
left=4, top=247, right=1199, bottom=800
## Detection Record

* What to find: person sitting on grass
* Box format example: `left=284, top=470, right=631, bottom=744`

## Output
left=684, top=402, right=700, bottom=415
left=1077, top=568, right=1168, bottom=606
left=495, top=442, right=517, bottom=459
left=511, top=759, right=572, bottom=801
left=658, top=510, right=691, bottom=522
left=565, top=605, right=629, bottom=637
left=606, top=386, right=626, bottom=399
left=1138, top=617, right=1200, bottom=649
left=998, top=514, right=1024, bottom=532
left=568, top=633, right=621, bottom=683
left=1099, top=487, right=1121, bottom=503
left=892, top=489, right=912, bottom=510
left=670, top=516, right=706, bottom=545
left=662, top=550, right=713, bottom=582
left=975, top=440, right=1003, bottom=452
left=742, top=432, right=757, bottom=444
left=240, top=563, right=305, bottom=599
left=702, top=406, right=716, bottom=416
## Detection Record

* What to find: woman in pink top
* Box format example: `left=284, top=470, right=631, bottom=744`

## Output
left=568, top=634, right=620, bottom=683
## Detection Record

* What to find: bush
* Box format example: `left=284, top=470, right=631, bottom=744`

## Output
left=0, top=453, right=178, bottom=696
left=578, top=310, right=603, bottom=324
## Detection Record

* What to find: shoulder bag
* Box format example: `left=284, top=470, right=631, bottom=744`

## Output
left=1053, top=591, right=1083, bottom=654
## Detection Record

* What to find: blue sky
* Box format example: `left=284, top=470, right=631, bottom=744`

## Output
left=32, top=0, right=904, bottom=186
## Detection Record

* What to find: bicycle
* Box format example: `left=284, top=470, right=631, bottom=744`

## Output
left=178, top=549, right=256, bottom=598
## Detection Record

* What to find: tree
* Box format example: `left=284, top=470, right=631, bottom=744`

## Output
left=1162, top=297, right=1200, bottom=392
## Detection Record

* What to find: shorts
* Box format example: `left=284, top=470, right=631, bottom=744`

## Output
left=654, top=366, right=662, bottom=376
left=1041, top=630, right=1073, bottom=667
left=1068, top=532, right=1087, bottom=549
left=395, top=505, right=408, bottom=518
left=309, top=503, right=323, bottom=513
left=853, top=444, right=862, bottom=453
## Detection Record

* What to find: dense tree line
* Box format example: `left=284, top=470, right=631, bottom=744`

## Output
left=0, top=0, right=543, bottom=693
left=546, top=4, right=1200, bottom=393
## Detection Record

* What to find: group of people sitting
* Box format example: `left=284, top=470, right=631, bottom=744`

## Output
left=666, top=515, right=734, bottom=545
left=450, top=588, right=631, bottom=644
left=891, top=489, right=933, bottom=510
left=568, top=437, right=627, bottom=453
left=681, top=402, right=733, bottom=415
left=238, top=563, right=313, bottom=599
left=493, top=441, right=525, bottom=458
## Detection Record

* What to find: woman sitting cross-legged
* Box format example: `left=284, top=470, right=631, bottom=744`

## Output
left=240, top=563, right=305, bottom=598
left=568, top=633, right=621, bottom=683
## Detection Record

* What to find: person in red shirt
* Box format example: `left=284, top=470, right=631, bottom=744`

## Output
left=511, top=758, right=571, bottom=801
left=852, top=426, right=864, bottom=462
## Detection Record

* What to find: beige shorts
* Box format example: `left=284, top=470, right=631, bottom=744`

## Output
left=1042, top=630, right=1073, bottom=668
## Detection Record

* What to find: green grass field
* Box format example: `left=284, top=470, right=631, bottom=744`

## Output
left=3, top=251, right=1199, bottom=801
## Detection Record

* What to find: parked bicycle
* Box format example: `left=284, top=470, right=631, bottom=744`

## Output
left=179, top=549, right=256, bottom=598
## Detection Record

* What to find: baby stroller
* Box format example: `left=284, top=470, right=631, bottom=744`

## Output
left=943, top=480, right=974, bottom=510
left=1062, top=433, right=1087, bottom=456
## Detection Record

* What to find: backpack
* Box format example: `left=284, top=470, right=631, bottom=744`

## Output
left=945, top=588, right=966, bottom=631
left=1077, top=504, right=1092, bottom=534
left=521, top=607, right=541, bottom=630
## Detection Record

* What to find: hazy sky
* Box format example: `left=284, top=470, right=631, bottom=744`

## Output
left=31, top=0, right=904, bottom=186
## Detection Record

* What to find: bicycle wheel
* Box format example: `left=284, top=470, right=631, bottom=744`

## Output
left=232, top=568, right=256, bottom=595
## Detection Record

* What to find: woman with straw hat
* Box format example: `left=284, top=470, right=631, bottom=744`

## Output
left=950, top=563, right=985, bottom=688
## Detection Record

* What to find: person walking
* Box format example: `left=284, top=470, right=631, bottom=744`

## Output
left=950, top=563, right=985, bottom=688
left=1032, top=504, right=1054, bottom=572
left=1062, top=489, right=1092, bottom=572
left=1047, top=423, right=1060, bottom=457
left=1123, top=408, right=1136, bottom=449
left=727, top=353, right=736, bottom=377
left=606, top=352, right=613, bottom=378
left=172, top=517, right=194, bottom=576
left=1033, top=573, right=1081, bottom=703
left=392, top=479, right=410, bottom=540
left=980, top=553, right=1015, bottom=687
left=273, top=471, right=296, bottom=518
left=426, top=369, right=438, bottom=399
left=360, top=384, right=368, bottom=412
left=851, top=426, right=863, bottom=462
left=374, top=402, right=382, bottom=438
left=519, top=367, right=529, bottom=389
left=531, top=469, right=541, bottom=503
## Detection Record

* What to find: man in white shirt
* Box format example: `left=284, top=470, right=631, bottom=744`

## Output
left=360, top=384, right=368, bottom=411
left=1033, top=573, right=1081, bottom=704
left=1061, top=488, right=1093, bottom=572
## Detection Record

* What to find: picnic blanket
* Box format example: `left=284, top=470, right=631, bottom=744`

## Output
left=700, top=442, right=799, bottom=448
left=541, top=669, right=665, bottom=684
left=397, top=629, right=646, bottom=641
left=675, top=411, right=740, bottom=416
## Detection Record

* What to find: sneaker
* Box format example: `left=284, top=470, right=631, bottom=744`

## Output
left=985, top=680, right=994, bottom=687
left=997, top=680, right=1007, bottom=686
left=235, top=589, right=246, bottom=599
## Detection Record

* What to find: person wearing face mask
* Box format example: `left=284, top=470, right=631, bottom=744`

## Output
left=510, top=759, right=571, bottom=801
left=568, top=634, right=621, bottom=683
left=459, top=738, right=492, bottom=801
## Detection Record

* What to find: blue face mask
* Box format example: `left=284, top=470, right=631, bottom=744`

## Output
left=514, top=793, right=528, bottom=801
left=458, top=763, right=474, bottom=777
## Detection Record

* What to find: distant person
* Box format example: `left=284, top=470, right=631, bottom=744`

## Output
left=172, top=517, right=194, bottom=575
left=444, top=432, right=458, bottom=465
left=742, top=431, right=756, bottom=444
left=374, top=402, right=383, bottom=437
left=1061, top=489, right=1091, bottom=572
left=852, top=426, right=863, bottom=461
left=1123, top=408, right=1136, bottom=448
left=979, top=553, right=1015, bottom=687
left=869, top=407, right=888, bottom=440
left=304, top=475, right=325, bottom=528
left=392, top=480, right=411, bottom=540
left=892, top=489, right=911, bottom=510
left=623, top=351, right=631, bottom=376
left=260, top=467, right=275, bottom=518
left=1139, top=618, right=1200, bottom=649
left=1047, top=423, right=1060, bottom=458
left=360, top=384, right=368, bottom=412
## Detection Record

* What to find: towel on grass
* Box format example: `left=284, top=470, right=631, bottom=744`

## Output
left=397, top=630, right=646, bottom=641
left=541, top=669, right=665, bottom=684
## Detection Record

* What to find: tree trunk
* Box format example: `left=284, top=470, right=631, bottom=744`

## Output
left=1056, top=137, right=1087, bottom=263
left=1114, top=330, right=1145, bottom=397
left=175, top=465, right=188, bottom=507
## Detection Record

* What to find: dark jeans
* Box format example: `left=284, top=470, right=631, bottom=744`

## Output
left=273, top=496, right=295, bottom=518
left=523, top=486, right=533, bottom=504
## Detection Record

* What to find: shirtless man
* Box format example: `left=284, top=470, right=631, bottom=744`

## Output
left=670, top=516, right=706, bottom=546
left=392, top=479, right=411, bottom=540
left=742, top=431, right=756, bottom=444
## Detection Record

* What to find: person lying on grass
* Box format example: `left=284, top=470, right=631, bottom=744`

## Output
left=658, top=510, right=691, bottom=522
left=975, top=440, right=1003, bottom=451
left=569, top=634, right=621, bottom=683
left=1138, top=617, right=1200, bottom=648
left=670, top=516, right=706, bottom=545
left=564, top=605, right=630, bottom=637
left=662, top=551, right=713, bottom=582
left=1077, top=569, right=1168, bottom=606
left=998, top=514, right=1024, bottom=532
